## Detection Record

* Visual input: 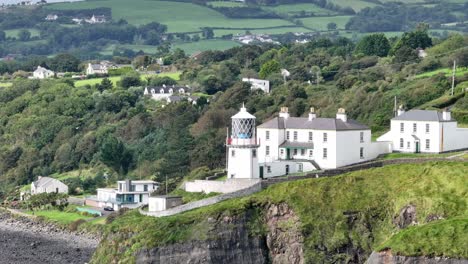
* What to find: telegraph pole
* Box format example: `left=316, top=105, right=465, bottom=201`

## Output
left=451, top=60, right=456, bottom=96
left=394, top=96, right=397, bottom=117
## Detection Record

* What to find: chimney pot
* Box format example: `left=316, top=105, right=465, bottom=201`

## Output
left=308, top=107, right=317, bottom=121
left=279, top=107, right=290, bottom=119
left=442, top=109, right=451, bottom=121
left=397, top=105, right=405, bottom=116
left=336, top=108, right=347, bottom=122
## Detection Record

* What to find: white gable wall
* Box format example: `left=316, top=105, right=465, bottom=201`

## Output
left=441, top=122, right=468, bottom=152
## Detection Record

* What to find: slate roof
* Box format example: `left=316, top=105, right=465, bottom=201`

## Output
left=393, top=110, right=454, bottom=122
left=33, top=177, right=62, bottom=188
left=257, top=117, right=369, bottom=131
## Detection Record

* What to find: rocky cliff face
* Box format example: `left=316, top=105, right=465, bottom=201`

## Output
left=135, top=204, right=304, bottom=264
left=366, top=251, right=468, bottom=264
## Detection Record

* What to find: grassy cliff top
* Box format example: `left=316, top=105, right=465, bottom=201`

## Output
left=93, top=161, right=468, bottom=263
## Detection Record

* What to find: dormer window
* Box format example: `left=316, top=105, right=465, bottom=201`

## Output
left=159, top=89, right=164, bottom=94
left=151, top=89, right=155, bottom=94
left=169, top=89, right=174, bottom=94
left=179, top=88, right=184, bottom=94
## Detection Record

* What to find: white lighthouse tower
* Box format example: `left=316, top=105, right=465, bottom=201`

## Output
left=227, top=104, right=260, bottom=179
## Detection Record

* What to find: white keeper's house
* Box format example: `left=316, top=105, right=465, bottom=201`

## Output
left=226, top=106, right=390, bottom=179
left=377, top=107, right=468, bottom=153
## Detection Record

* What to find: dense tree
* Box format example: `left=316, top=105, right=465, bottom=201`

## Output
left=327, top=22, right=337, bottom=31
left=354, top=33, right=391, bottom=57
left=99, top=135, right=133, bottom=174
left=391, top=29, right=432, bottom=55
left=0, top=31, right=5, bottom=42
left=120, top=72, right=142, bottom=88
left=259, top=59, right=280, bottom=79
left=18, top=29, right=31, bottom=41
left=97, top=78, right=113, bottom=92
left=48, top=53, right=80, bottom=72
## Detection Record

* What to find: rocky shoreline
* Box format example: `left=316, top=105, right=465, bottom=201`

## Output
left=0, top=210, right=99, bottom=264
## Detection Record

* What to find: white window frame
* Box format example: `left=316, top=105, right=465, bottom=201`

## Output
left=360, top=147, right=364, bottom=159
left=413, top=123, right=417, bottom=133
left=293, top=131, right=298, bottom=141
left=360, top=132, right=364, bottom=143
left=286, top=131, right=290, bottom=140
left=323, top=148, right=328, bottom=159
left=309, top=132, right=313, bottom=141
left=426, top=124, right=430, bottom=133
left=400, top=123, right=404, bottom=133
left=425, top=139, right=430, bottom=150
left=309, top=149, right=313, bottom=157
left=266, top=146, right=270, bottom=156
left=400, top=138, right=404, bottom=148
left=323, top=133, right=328, bottom=143
left=266, top=130, right=270, bottom=141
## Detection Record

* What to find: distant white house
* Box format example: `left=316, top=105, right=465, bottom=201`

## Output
left=85, top=15, right=106, bottom=24
left=88, top=180, right=159, bottom=210
left=242, top=78, right=270, bottom=93
left=45, top=14, right=58, bottom=21
left=32, top=66, right=54, bottom=79
left=417, top=48, right=428, bottom=58
left=144, top=85, right=191, bottom=101
left=31, top=176, right=68, bottom=195
left=86, top=63, right=109, bottom=75
left=377, top=107, right=468, bottom=153
left=148, top=196, right=183, bottom=212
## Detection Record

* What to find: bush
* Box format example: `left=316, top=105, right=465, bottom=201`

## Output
left=69, top=219, right=86, bottom=231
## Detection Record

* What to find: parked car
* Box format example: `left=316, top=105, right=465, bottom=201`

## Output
left=103, top=206, right=114, bottom=211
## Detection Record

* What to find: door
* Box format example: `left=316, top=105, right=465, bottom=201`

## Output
left=415, top=142, right=420, bottom=153
left=259, top=166, right=264, bottom=179
left=285, top=165, right=289, bottom=175
left=286, top=149, right=290, bottom=160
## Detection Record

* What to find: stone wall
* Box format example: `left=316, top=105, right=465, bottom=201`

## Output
left=141, top=182, right=262, bottom=217
left=185, top=179, right=261, bottom=194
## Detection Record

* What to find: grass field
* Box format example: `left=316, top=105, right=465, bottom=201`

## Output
left=300, top=16, right=352, bottom=31
left=262, top=3, right=337, bottom=16
left=0, top=82, right=13, bottom=87
left=26, top=209, right=93, bottom=225
left=171, top=39, right=240, bottom=55
left=4, top=28, right=40, bottom=38
left=214, top=27, right=311, bottom=37
left=47, top=0, right=294, bottom=32
left=100, top=44, right=159, bottom=56
left=415, top=67, right=468, bottom=79
left=327, top=0, right=377, bottom=11
left=207, top=1, right=246, bottom=7
left=74, top=72, right=181, bottom=87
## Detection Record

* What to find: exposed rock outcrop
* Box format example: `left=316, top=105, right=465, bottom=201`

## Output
left=265, top=203, right=304, bottom=264
left=366, top=251, right=468, bottom=264
left=394, top=204, right=417, bottom=229
left=136, top=212, right=270, bottom=264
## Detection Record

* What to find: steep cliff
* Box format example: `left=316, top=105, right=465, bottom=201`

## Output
left=367, top=251, right=468, bottom=264
left=92, top=161, right=468, bottom=264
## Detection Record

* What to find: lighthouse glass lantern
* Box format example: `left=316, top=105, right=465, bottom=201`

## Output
left=229, top=104, right=257, bottom=146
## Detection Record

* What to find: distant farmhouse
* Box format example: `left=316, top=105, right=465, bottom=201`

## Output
left=31, top=176, right=69, bottom=195
left=86, top=61, right=130, bottom=75
left=32, top=66, right=54, bottom=79
left=45, top=14, right=58, bottom=21
left=87, top=180, right=159, bottom=210
left=377, top=107, right=468, bottom=153
left=242, top=78, right=270, bottom=93
left=144, top=85, right=198, bottom=104
left=86, top=15, right=106, bottom=24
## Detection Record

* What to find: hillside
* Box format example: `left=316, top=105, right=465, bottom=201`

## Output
left=91, top=161, right=468, bottom=263
left=0, top=0, right=467, bottom=56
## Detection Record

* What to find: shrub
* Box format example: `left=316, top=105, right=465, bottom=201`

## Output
left=69, top=219, right=86, bottom=231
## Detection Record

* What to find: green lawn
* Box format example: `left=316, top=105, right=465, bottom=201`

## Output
left=101, top=44, right=159, bottom=56
left=74, top=72, right=181, bottom=87
left=26, top=210, right=93, bottom=225
left=379, top=151, right=465, bottom=160
left=94, top=161, right=468, bottom=263
left=171, top=40, right=241, bottom=55
left=299, top=16, right=352, bottom=31
left=47, top=0, right=294, bottom=32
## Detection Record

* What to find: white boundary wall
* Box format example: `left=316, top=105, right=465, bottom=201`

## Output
left=184, top=179, right=261, bottom=194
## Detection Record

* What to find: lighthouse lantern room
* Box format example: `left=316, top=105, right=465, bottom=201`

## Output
left=227, top=104, right=260, bottom=179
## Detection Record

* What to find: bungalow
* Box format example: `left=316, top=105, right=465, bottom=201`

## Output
left=148, top=196, right=183, bottom=212
left=31, top=176, right=68, bottom=195
left=86, top=63, right=109, bottom=75
left=88, top=180, right=159, bottom=210
left=144, top=85, right=191, bottom=101
left=33, top=66, right=54, bottom=79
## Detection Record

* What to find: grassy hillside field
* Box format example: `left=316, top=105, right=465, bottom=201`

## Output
left=93, top=161, right=468, bottom=263
left=74, top=72, right=181, bottom=87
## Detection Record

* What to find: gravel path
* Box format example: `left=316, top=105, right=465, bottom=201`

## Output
left=0, top=211, right=99, bottom=264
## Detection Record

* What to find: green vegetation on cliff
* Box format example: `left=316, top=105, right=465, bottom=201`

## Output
left=92, top=161, right=468, bottom=263
left=377, top=217, right=468, bottom=258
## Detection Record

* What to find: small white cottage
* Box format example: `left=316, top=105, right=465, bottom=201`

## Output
left=33, top=66, right=54, bottom=79
left=31, top=176, right=68, bottom=195
left=148, top=196, right=183, bottom=212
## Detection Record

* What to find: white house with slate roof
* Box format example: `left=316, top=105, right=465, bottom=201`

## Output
left=256, top=107, right=390, bottom=177
left=144, top=85, right=190, bottom=101
left=31, top=176, right=68, bottom=195
left=377, top=107, right=468, bottom=153
left=242, top=78, right=270, bottom=93
left=32, top=66, right=54, bottom=79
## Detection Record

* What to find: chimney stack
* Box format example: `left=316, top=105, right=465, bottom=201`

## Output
left=397, top=105, right=405, bottom=116
left=279, top=107, right=290, bottom=119
left=336, top=108, right=347, bottom=122
left=442, top=108, right=451, bottom=121
left=308, top=107, right=317, bottom=121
